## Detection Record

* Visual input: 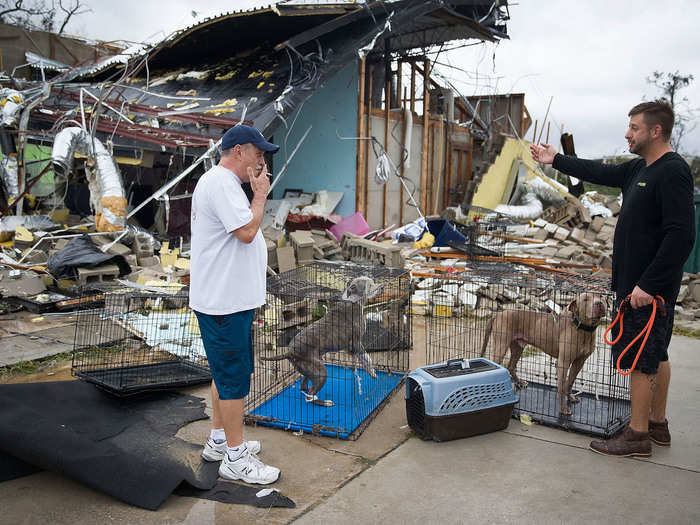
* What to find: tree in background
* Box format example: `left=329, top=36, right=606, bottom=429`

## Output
left=0, top=0, right=89, bottom=35
left=647, top=70, right=696, bottom=153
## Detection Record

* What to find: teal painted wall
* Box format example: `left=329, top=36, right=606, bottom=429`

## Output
left=271, top=62, right=357, bottom=217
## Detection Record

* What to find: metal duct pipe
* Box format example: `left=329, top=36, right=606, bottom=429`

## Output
left=51, top=126, right=126, bottom=231
left=51, top=126, right=84, bottom=175
left=0, top=154, right=19, bottom=199
left=495, top=190, right=543, bottom=219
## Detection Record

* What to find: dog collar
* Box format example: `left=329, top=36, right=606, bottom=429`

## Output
left=571, top=313, right=599, bottom=332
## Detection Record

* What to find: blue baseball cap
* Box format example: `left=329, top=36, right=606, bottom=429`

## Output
left=221, top=124, right=279, bottom=153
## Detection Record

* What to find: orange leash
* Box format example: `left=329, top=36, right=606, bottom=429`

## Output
left=603, top=295, right=666, bottom=375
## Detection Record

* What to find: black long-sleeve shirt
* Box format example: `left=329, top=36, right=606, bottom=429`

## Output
left=553, top=152, right=695, bottom=302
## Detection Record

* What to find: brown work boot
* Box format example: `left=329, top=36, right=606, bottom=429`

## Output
left=648, top=419, right=671, bottom=446
left=589, top=426, right=652, bottom=457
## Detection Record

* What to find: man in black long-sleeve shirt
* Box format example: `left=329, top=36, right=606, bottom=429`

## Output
left=531, top=100, right=695, bottom=458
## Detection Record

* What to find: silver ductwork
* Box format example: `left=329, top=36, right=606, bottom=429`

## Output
left=52, top=127, right=127, bottom=231
left=0, top=154, right=19, bottom=199
left=494, top=175, right=566, bottom=220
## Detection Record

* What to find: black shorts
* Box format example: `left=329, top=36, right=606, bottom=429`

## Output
left=611, top=300, right=674, bottom=375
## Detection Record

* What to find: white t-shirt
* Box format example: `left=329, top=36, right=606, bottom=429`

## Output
left=189, top=165, right=267, bottom=314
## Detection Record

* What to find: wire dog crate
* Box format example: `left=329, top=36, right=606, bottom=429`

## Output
left=72, top=284, right=211, bottom=395
left=246, top=261, right=411, bottom=439
left=423, top=261, right=629, bottom=437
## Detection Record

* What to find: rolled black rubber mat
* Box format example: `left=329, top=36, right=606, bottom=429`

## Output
left=0, top=381, right=294, bottom=510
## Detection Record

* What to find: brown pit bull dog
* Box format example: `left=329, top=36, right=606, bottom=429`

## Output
left=480, top=292, right=606, bottom=415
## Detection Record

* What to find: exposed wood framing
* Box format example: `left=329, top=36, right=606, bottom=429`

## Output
left=399, top=85, right=407, bottom=225
left=410, top=63, right=416, bottom=114
left=444, top=120, right=452, bottom=209
left=433, top=117, right=444, bottom=214
left=383, top=38, right=390, bottom=227
left=355, top=57, right=366, bottom=215
left=364, top=62, right=374, bottom=216
left=420, top=58, right=430, bottom=212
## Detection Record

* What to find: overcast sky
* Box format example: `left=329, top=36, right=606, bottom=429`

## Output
left=66, top=0, right=700, bottom=158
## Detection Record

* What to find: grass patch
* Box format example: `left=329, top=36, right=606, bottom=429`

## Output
left=0, top=351, right=73, bottom=379
left=673, top=325, right=700, bottom=339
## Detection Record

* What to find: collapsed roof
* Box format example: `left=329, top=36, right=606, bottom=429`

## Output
left=23, top=0, right=509, bottom=151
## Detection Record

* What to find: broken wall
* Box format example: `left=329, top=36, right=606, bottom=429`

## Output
left=269, top=62, right=358, bottom=217
left=365, top=112, right=424, bottom=229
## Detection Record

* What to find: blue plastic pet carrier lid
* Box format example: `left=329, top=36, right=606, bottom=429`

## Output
left=406, top=358, right=518, bottom=417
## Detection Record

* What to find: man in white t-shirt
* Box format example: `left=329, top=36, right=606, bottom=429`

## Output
left=189, top=124, right=280, bottom=485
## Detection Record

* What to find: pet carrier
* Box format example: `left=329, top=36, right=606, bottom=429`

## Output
left=246, top=261, right=411, bottom=439
left=424, top=261, right=630, bottom=437
left=406, top=357, right=517, bottom=442
left=72, top=283, right=211, bottom=395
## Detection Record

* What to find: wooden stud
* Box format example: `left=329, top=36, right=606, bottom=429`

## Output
left=365, top=63, right=374, bottom=217
left=355, top=57, right=367, bottom=215
left=420, top=58, right=430, bottom=213
left=433, top=118, right=444, bottom=214
left=532, top=119, right=538, bottom=143
left=410, top=63, right=416, bottom=115
left=399, top=85, right=407, bottom=225
left=384, top=77, right=390, bottom=227
left=444, top=121, right=452, bottom=209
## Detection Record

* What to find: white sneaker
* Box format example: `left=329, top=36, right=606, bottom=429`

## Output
left=218, top=446, right=280, bottom=485
left=201, top=438, right=261, bottom=462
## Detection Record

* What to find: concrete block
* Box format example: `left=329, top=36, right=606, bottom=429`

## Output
left=597, top=255, right=613, bottom=270
left=266, top=239, right=278, bottom=270
left=533, top=229, right=549, bottom=242
left=76, top=264, right=120, bottom=285
left=106, top=242, right=132, bottom=256
left=289, top=230, right=314, bottom=263
left=590, top=216, right=606, bottom=233
left=54, top=238, right=70, bottom=251
left=125, top=254, right=138, bottom=268
left=543, top=222, right=558, bottom=234
left=340, top=233, right=403, bottom=268
left=133, top=233, right=154, bottom=257
left=570, top=228, right=586, bottom=243
left=604, top=216, right=618, bottom=227
left=138, top=255, right=160, bottom=268
left=553, top=227, right=570, bottom=241
left=277, top=246, right=296, bottom=273
left=606, top=198, right=621, bottom=216
left=556, top=245, right=579, bottom=259
left=584, top=229, right=598, bottom=241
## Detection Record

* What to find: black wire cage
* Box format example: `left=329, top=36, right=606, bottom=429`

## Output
left=422, top=261, right=630, bottom=437
left=72, top=284, right=211, bottom=395
left=430, top=206, right=518, bottom=259
left=245, top=261, right=412, bottom=439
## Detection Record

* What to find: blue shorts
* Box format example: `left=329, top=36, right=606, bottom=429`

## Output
left=195, top=309, right=255, bottom=400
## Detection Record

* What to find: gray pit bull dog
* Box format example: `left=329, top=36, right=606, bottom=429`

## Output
left=261, top=276, right=382, bottom=406
left=480, top=292, right=606, bottom=415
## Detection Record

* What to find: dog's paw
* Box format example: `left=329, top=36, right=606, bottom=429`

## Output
left=516, top=379, right=528, bottom=389
left=559, top=406, right=572, bottom=416
left=369, top=369, right=378, bottom=379
left=567, top=393, right=581, bottom=404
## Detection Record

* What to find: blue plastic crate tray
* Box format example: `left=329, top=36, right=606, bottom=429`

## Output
left=249, top=364, right=403, bottom=439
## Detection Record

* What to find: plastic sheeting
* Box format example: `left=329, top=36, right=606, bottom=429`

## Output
left=46, top=234, right=131, bottom=278
left=0, top=215, right=57, bottom=233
